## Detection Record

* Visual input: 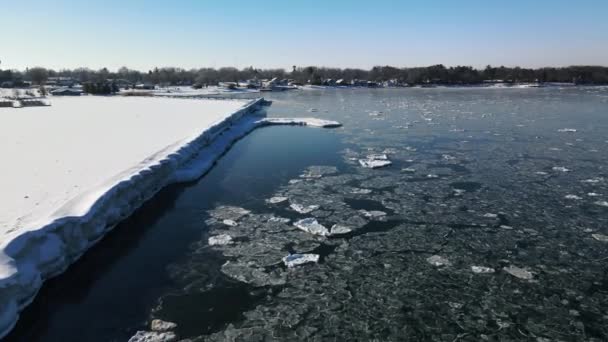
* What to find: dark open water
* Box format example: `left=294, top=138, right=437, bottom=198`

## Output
left=7, top=87, right=608, bottom=341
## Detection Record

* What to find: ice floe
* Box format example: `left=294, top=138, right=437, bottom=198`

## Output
left=290, top=203, right=320, bottom=214
left=208, top=234, right=234, bottom=246
left=293, top=218, right=330, bottom=236
left=282, top=254, right=320, bottom=268
left=503, top=266, right=534, bottom=280
left=426, top=255, right=451, bottom=267
left=471, top=266, right=495, bottom=274
left=266, top=196, right=288, bottom=204
left=359, top=154, right=392, bottom=169
left=128, top=331, right=177, bottom=342
left=592, top=234, right=608, bottom=242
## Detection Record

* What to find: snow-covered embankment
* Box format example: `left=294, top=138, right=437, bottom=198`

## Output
left=0, top=96, right=340, bottom=338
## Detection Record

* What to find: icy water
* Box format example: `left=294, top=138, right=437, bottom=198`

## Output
left=7, top=87, right=608, bottom=341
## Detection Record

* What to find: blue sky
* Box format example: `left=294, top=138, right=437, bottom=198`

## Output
left=1, top=0, right=607, bottom=71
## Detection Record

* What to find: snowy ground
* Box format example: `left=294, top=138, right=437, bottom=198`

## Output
left=0, top=97, right=247, bottom=234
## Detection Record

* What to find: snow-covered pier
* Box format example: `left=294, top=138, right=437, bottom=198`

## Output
left=0, top=96, right=340, bottom=338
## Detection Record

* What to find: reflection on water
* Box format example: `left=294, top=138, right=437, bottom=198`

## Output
left=8, top=87, right=608, bottom=341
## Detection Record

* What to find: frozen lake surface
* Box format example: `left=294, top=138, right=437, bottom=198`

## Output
left=7, top=87, right=608, bottom=341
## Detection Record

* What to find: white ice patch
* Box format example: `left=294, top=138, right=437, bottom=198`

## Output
left=557, top=128, right=577, bottom=132
left=293, top=218, right=330, bottom=236
left=208, top=234, right=234, bottom=246
left=128, top=331, right=177, bottom=342
left=350, top=188, right=372, bottom=194
left=552, top=166, right=571, bottom=172
left=426, top=255, right=451, bottom=267
left=282, top=253, right=320, bottom=268
left=290, top=203, right=320, bottom=214
left=503, top=266, right=534, bottom=280
left=592, top=234, right=608, bottom=242
left=564, top=195, right=583, bottom=200
left=266, top=196, right=288, bottom=204
left=359, top=154, right=392, bottom=169
left=359, top=210, right=387, bottom=218
left=151, top=319, right=177, bottom=332
left=268, top=216, right=291, bottom=224
left=595, top=201, right=608, bottom=207
left=330, top=224, right=353, bottom=235
left=222, top=219, right=238, bottom=227
left=471, top=266, right=495, bottom=274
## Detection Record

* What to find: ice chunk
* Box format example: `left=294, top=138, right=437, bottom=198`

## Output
left=552, top=166, right=571, bottom=172
left=266, top=196, right=288, bottom=204
left=350, top=188, right=372, bottom=194
left=595, top=201, right=608, bottom=207
left=503, top=266, right=534, bottom=280
left=208, top=234, right=234, bottom=246
left=209, top=206, right=251, bottom=221
left=222, top=219, right=238, bottom=227
left=128, top=331, right=177, bottom=342
left=299, top=166, right=338, bottom=179
left=359, top=154, right=392, bottom=169
left=359, top=210, right=387, bottom=218
left=564, top=194, right=582, bottom=200
left=471, top=266, right=495, bottom=274
left=282, top=254, right=320, bottom=268
left=268, top=216, right=291, bottom=224
left=290, top=203, right=320, bottom=214
left=401, top=168, right=416, bottom=173
left=592, top=234, right=608, bottom=242
left=581, top=177, right=603, bottom=184
left=426, top=255, right=451, bottom=267
left=483, top=213, right=498, bottom=218
left=151, top=319, right=177, bottom=332
left=359, top=159, right=392, bottom=169
left=293, top=218, right=330, bottom=236
left=557, top=128, right=577, bottom=132
left=329, top=224, right=353, bottom=235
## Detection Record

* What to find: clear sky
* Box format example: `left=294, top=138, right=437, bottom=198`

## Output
left=1, top=0, right=607, bottom=71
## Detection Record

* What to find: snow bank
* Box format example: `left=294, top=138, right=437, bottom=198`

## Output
left=0, top=96, right=342, bottom=338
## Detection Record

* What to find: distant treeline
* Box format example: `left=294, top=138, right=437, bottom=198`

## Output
left=2, top=65, right=608, bottom=86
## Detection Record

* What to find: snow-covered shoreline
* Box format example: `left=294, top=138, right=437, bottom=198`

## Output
left=0, top=96, right=340, bottom=338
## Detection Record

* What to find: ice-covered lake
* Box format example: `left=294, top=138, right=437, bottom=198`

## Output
left=7, top=87, right=608, bottom=341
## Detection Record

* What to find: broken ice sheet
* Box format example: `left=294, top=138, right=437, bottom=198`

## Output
left=289, top=199, right=320, bottom=213
left=208, top=206, right=251, bottom=221
left=282, top=254, right=320, bottom=268
left=293, top=218, right=330, bottom=236
left=299, top=165, right=338, bottom=179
